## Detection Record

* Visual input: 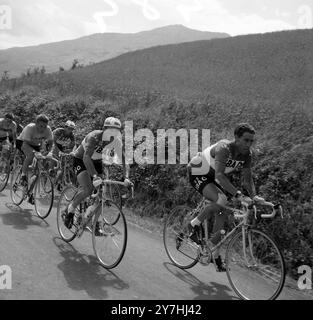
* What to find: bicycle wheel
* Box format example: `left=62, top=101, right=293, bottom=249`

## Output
left=103, top=183, right=122, bottom=225
left=34, top=172, right=54, bottom=219
left=163, top=206, right=200, bottom=269
left=0, top=158, right=11, bottom=192
left=226, top=228, right=286, bottom=300
left=56, top=185, right=78, bottom=242
left=10, top=165, right=25, bottom=206
left=92, top=200, right=127, bottom=269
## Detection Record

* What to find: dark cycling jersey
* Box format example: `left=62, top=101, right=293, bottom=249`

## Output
left=53, top=128, right=75, bottom=152
left=188, top=139, right=252, bottom=194
left=74, top=129, right=123, bottom=165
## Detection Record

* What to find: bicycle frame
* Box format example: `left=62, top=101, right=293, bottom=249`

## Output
left=196, top=199, right=283, bottom=267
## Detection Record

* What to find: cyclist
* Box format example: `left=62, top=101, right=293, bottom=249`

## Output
left=0, top=113, right=17, bottom=146
left=16, top=114, right=54, bottom=203
left=0, top=113, right=17, bottom=173
left=187, top=123, right=264, bottom=272
left=50, top=120, right=76, bottom=191
left=63, top=117, right=132, bottom=229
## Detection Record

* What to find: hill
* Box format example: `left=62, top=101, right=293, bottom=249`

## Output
left=1, top=28, right=313, bottom=279
left=0, top=25, right=229, bottom=77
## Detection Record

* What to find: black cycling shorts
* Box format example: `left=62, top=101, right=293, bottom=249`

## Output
left=16, top=139, right=40, bottom=154
left=188, top=165, right=231, bottom=199
left=0, top=136, right=13, bottom=143
left=73, top=157, right=103, bottom=176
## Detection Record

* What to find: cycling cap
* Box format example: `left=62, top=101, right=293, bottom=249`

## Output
left=65, top=120, right=76, bottom=129
left=103, top=117, right=122, bottom=130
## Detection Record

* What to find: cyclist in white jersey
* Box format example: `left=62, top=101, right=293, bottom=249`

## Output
left=187, top=123, right=264, bottom=271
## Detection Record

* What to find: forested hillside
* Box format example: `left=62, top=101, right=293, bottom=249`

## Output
left=0, top=28, right=313, bottom=278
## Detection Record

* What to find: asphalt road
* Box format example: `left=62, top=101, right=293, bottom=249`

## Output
left=0, top=186, right=312, bottom=300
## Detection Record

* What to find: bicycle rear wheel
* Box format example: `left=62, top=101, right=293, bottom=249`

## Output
left=92, top=200, right=127, bottom=269
left=56, top=185, right=78, bottom=242
left=226, top=228, right=285, bottom=300
left=163, top=206, right=199, bottom=269
left=10, top=165, right=25, bottom=206
left=34, top=172, right=54, bottom=219
left=0, top=158, right=11, bottom=192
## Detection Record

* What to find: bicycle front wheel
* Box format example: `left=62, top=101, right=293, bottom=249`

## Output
left=10, top=166, right=24, bottom=206
left=56, top=185, right=78, bottom=242
left=226, top=228, right=285, bottom=300
left=0, top=158, right=11, bottom=192
left=34, top=172, right=54, bottom=219
left=92, top=200, right=127, bottom=269
left=163, top=206, right=199, bottom=269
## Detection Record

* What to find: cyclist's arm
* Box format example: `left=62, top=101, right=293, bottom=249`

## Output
left=83, top=137, right=98, bottom=177
left=69, top=133, right=76, bottom=151
left=12, top=123, right=17, bottom=145
left=122, top=149, right=130, bottom=179
left=241, top=155, right=256, bottom=197
left=214, top=147, right=237, bottom=197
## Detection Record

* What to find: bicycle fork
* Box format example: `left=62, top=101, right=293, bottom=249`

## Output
left=241, top=226, right=258, bottom=268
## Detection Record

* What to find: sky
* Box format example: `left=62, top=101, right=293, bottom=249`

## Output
left=0, top=0, right=312, bottom=49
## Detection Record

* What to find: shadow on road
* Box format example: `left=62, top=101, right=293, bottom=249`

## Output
left=53, top=237, right=129, bottom=299
left=163, top=262, right=237, bottom=300
left=0, top=203, right=49, bottom=230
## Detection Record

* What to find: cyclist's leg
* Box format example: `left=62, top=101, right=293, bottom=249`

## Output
left=21, top=142, right=36, bottom=183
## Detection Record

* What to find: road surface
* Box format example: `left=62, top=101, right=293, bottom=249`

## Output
left=0, top=187, right=311, bottom=300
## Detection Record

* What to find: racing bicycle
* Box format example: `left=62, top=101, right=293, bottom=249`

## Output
left=163, top=198, right=285, bottom=300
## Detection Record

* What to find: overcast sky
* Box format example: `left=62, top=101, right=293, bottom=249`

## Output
left=0, top=0, right=312, bottom=49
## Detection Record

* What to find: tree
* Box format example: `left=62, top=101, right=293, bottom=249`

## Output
left=59, top=66, right=65, bottom=72
left=71, top=59, right=79, bottom=70
left=1, top=71, right=9, bottom=81
left=40, top=66, right=46, bottom=74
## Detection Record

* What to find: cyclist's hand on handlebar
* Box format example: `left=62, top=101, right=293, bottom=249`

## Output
left=124, top=178, right=133, bottom=188
left=237, top=194, right=252, bottom=205
left=92, top=175, right=102, bottom=188
left=253, top=195, right=265, bottom=204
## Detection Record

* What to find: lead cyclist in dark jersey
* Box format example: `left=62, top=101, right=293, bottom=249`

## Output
left=187, top=123, right=264, bottom=271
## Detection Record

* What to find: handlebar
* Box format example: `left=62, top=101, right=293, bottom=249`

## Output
left=228, top=199, right=283, bottom=220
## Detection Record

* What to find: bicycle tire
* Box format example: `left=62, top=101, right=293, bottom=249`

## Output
left=10, top=165, right=25, bottom=206
left=0, top=157, right=11, bottom=192
left=163, top=205, right=200, bottom=269
left=225, top=228, right=286, bottom=300
left=92, top=200, right=127, bottom=269
left=56, top=185, right=78, bottom=242
left=34, top=172, right=54, bottom=219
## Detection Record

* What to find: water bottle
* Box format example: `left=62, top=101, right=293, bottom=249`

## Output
left=85, top=202, right=98, bottom=221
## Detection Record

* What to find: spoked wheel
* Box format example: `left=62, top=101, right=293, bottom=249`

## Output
left=34, top=172, right=54, bottom=219
left=103, top=183, right=122, bottom=225
left=57, top=185, right=78, bottom=242
left=163, top=206, right=200, bottom=269
left=226, top=228, right=286, bottom=300
left=10, top=166, right=25, bottom=206
left=92, top=200, right=127, bottom=269
left=0, top=158, right=11, bottom=192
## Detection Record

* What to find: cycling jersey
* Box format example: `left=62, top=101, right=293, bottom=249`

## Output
left=188, top=139, right=252, bottom=195
left=74, top=129, right=123, bottom=165
left=0, top=118, right=17, bottom=140
left=18, top=123, right=53, bottom=147
left=53, top=128, right=75, bottom=152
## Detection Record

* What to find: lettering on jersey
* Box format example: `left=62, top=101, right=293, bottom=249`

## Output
left=95, top=139, right=114, bottom=154
left=225, top=159, right=244, bottom=170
